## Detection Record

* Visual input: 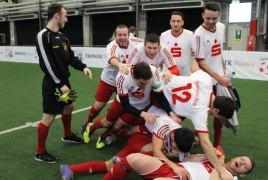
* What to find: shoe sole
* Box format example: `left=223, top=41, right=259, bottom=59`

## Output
left=35, top=157, right=59, bottom=163
left=61, top=138, right=83, bottom=143
left=83, top=123, right=93, bottom=143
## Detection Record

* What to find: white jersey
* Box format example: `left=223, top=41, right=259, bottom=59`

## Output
left=160, top=29, right=194, bottom=76
left=193, top=22, right=225, bottom=85
left=116, top=65, right=162, bottom=110
left=162, top=69, right=213, bottom=133
left=179, top=160, right=235, bottom=180
left=127, top=43, right=176, bottom=69
left=145, top=106, right=189, bottom=161
left=101, top=40, right=137, bottom=86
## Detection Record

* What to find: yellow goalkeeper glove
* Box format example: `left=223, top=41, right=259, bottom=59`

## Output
left=54, top=88, right=77, bottom=104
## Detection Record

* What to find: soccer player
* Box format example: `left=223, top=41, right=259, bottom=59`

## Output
left=61, top=125, right=195, bottom=180
left=160, top=11, right=194, bottom=76
left=81, top=24, right=138, bottom=138
left=158, top=59, right=236, bottom=180
left=35, top=3, right=92, bottom=163
left=83, top=62, right=181, bottom=148
left=104, top=153, right=255, bottom=180
left=127, top=33, right=180, bottom=84
left=193, top=1, right=231, bottom=154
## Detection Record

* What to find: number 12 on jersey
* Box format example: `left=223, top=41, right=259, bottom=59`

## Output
left=171, top=83, right=192, bottom=104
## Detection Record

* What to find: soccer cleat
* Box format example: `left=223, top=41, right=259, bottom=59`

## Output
left=83, top=123, right=93, bottom=143
left=35, top=150, right=59, bottom=163
left=216, top=146, right=226, bottom=160
left=96, top=136, right=105, bottom=149
left=112, top=156, right=122, bottom=165
left=81, top=124, right=87, bottom=136
left=61, top=133, right=83, bottom=143
left=61, top=165, right=73, bottom=180
left=104, top=135, right=116, bottom=145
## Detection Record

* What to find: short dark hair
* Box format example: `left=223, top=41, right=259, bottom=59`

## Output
left=129, top=26, right=136, bottom=33
left=245, top=156, right=255, bottom=174
left=203, top=1, right=220, bottom=13
left=133, top=62, right=152, bottom=80
left=214, top=96, right=236, bottom=119
left=47, top=3, right=65, bottom=21
left=174, top=128, right=194, bottom=153
left=171, top=11, right=185, bottom=20
left=115, top=24, right=129, bottom=36
left=144, top=33, right=160, bottom=46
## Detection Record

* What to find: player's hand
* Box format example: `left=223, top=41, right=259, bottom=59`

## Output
left=60, top=85, right=69, bottom=94
left=119, top=63, right=130, bottom=75
left=169, top=112, right=184, bottom=127
left=83, top=68, right=92, bottom=80
left=172, top=166, right=190, bottom=180
left=217, top=76, right=231, bottom=87
left=141, top=112, right=159, bottom=124
left=220, top=169, right=234, bottom=180
left=162, top=70, right=172, bottom=84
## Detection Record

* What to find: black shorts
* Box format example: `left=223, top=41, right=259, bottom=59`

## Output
left=42, top=75, right=72, bottom=114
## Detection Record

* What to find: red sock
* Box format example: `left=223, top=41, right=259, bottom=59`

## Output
left=85, top=106, right=100, bottom=124
left=90, top=117, right=103, bottom=134
left=116, top=128, right=127, bottom=138
left=103, top=157, right=132, bottom=180
left=69, top=161, right=107, bottom=173
left=100, top=127, right=115, bottom=139
left=213, top=117, right=223, bottom=147
left=61, top=114, right=72, bottom=137
left=37, top=122, right=50, bottom=154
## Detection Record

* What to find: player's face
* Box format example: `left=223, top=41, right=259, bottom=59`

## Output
left=134, top=78, right=151, bottom=90
left=202, top=9, right=219, bottom=30
left=226, top=156, right=252, bottom=175
left=115, top=28, right=129, bottom=48
left=170, top=15, right=184, bottom=33
left=58, top=8, right=68, bottom=29
left=145, top=42, right=159, bottom=58
left=192, top=134, right=200, bottom=147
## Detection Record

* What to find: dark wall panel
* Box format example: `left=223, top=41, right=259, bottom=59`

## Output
left=92, top=12, right=136, bottom=46
left=60, top=16, right=83, bottom=46
left=0, top=22, right=11, bottom=46
left=147, top=8, right=203, bottom=35
left=16, top=19, right=39, bottom=46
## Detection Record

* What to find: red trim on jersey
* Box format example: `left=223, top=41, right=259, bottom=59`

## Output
left=163, top=47, right=176, bottom=66
left=195, top=130, right=209, bottom=133
left=156, top=125, right=169, bottom=139
left=127, top=47, right=138, bottom=64
left=117, top=75, right=125, bottom=94
left=201, top=23, right=217, bottom=33
left=153, top=132, right=165, bottom=141
left=119, top=94, right=128, bottom=97
left=108, top=56, right=118, bottom=63
left=110, top=44, right=117, bottom=57
left=168, top=65, right=180, bottom=76
left=171, top=28, right=184, bottom=38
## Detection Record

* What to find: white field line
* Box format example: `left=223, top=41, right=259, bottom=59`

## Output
left=0, top=100, right=114, bottom=135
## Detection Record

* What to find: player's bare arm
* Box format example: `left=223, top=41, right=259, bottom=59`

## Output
left=210, top=169, right=221, bottom=180
left=197, top=60, right=230, bottom=87
left=83, top=67, right=92, bottom=80
left=198, top=133, right=233, bottom=180
left=222, top=57, right=226, bottom=75
left=110, top=58, right=130, bottom=74
left=152, top=135, right=190, bottom=180
left=162, top=70, right=172, bottom=84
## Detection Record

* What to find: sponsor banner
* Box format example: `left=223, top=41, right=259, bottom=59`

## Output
left=223, top=51, right=268, bottom=81
left=0, top=46, right=267, bottom=81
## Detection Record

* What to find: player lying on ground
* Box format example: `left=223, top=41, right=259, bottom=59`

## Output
left=103, top=152, right=255, bottom=180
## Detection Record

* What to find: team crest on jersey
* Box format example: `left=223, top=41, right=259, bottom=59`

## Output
left=63, top=43, right=68, bottom=52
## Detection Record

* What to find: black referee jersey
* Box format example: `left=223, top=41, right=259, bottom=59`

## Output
left=36, top=27, right=86, bottom=89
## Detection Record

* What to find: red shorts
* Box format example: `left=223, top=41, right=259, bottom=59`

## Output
left=95, top=79, right=117, bottom=102
left=106, top=98, right=146, bottom=125
left=115, top=133, right=152, bottom=158
left=142, top=160, right=183, bottom=180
